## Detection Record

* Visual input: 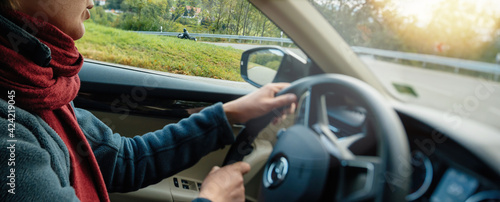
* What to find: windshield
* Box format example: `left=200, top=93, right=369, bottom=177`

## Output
left=310, top=0, right=500, bottom=129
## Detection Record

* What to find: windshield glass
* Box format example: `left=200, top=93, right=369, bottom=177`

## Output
left=310, top=0, right=500, bottom=129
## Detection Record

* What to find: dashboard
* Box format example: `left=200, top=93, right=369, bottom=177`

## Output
left=321, top=92, right=500, bottom=201
left=399, top=112, right=500, bottom=202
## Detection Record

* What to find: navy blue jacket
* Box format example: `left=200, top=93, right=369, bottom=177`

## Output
left=0, top=98, right=235, bottom=201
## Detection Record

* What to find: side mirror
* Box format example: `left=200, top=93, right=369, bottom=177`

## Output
left=240, top=47, right=309, bottom=88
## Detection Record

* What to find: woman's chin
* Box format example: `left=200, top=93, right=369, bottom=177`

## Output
left=70, top=23, right=86, bottom=41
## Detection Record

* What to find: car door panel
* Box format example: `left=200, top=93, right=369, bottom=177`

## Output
left=75, top=61, right=262, bottom=201
left=78, top=60, right=251, bottom=102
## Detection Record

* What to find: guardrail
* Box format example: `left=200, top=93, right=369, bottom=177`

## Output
left=134, top=31, right=294, bottom=43
left=352, top=46, right=500, bottom=80
left=134, top=31, right=499, bottom=80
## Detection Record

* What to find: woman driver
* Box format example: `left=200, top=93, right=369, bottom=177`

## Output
left=0, top=0, right=297, bottom=201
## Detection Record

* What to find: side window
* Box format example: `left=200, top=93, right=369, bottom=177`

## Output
left=76, top=0, right=292, bottom=82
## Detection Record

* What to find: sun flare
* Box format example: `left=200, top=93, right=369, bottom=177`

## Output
left=394, top=0, right=441, bottom=27
left=375, top=0, right=500, bottom=59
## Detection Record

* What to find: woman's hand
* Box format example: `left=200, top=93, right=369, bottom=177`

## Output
left=223, top=83, right=297, bottom=124
left=198, top=162, right=251, bottom=202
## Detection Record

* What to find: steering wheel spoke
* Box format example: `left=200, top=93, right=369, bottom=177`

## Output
left=338, top=156, right=382, bottom=201
left=338, top=133, right=366, bottom=148
left=313, top=123, right=355, bottom=159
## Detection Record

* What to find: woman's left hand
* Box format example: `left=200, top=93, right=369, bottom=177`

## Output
left=223, top=83, right=297, bottom=124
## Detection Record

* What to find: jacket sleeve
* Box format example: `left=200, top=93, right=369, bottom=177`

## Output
left=74, top=103, right=235, bottom=193
left=0, top=108, right=79, bottom=201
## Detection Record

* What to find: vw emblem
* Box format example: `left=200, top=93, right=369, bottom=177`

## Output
left=263, top=156, right=289, bottom=188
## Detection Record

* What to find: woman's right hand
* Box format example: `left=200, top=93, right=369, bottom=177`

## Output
left=198, top=162, right=251, bottom=202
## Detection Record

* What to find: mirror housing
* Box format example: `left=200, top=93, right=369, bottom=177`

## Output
left=240, top=47, right=310, bottom=88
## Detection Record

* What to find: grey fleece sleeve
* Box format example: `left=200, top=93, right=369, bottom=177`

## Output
left=0, top=103, right=79, bottom=201
left=74, top=102, right=235, bottom=193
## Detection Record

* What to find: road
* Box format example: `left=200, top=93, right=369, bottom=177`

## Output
left=361, top=56, right=500, bottom=130
left=207, top=42, right=500, bottom=129
left=202, top=42, right=264, bottom=51
left=202, top=42, right=307, bottom=59
left=247, top=66, right=277, bottom=85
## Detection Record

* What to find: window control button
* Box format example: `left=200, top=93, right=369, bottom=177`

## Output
left=182, top=184, right=190, bottom=190
left=181, top=179, right=188, bottom=184
left=173, top=178, right=179, bottom=187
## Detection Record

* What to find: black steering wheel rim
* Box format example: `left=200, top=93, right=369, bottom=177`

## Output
left=223, top=74, right=411, bottom=201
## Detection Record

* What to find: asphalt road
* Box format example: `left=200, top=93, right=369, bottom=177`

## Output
left=202, top=42, right=307, bottom=59
left=202, top=42, right=265, bottom=51
left=247, top=66, right=277, bottom=85
left=207, top=42, right=500, bottom=129
left=361, top=56, right=500, bottom=130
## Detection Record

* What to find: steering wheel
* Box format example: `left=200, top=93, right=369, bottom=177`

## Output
left=223, top=74, right=410, bottom=201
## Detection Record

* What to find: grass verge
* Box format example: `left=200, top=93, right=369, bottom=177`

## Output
left=76, top=21, right=244, bottom=81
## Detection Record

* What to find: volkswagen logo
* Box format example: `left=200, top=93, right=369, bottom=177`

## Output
left=263, top=156, right=289, bottom=188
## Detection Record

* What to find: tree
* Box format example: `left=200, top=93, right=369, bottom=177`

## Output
left=105, top=0, right=124, bottom=10
left=95, top=0, right=286, bottom=39
left=172, top=0, right=187, bottom=21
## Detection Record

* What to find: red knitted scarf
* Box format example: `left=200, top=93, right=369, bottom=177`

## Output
left=0, top=10, right=109, bottom=201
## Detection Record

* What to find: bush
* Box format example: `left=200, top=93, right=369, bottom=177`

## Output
left=89, top=6, right=116, bottom=26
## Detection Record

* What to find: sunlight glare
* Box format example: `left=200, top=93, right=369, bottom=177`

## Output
left=395, top=0, right=441, bottom=27
left=378, top=0, right=500, bottom=60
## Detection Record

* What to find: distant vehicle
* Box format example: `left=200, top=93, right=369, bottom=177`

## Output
left=177, top=28, right=197, bottom=41
left=177, top=33, right=197, bottom=41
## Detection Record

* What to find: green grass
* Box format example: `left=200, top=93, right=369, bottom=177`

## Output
left=76, top=21, right=244, bottom=81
